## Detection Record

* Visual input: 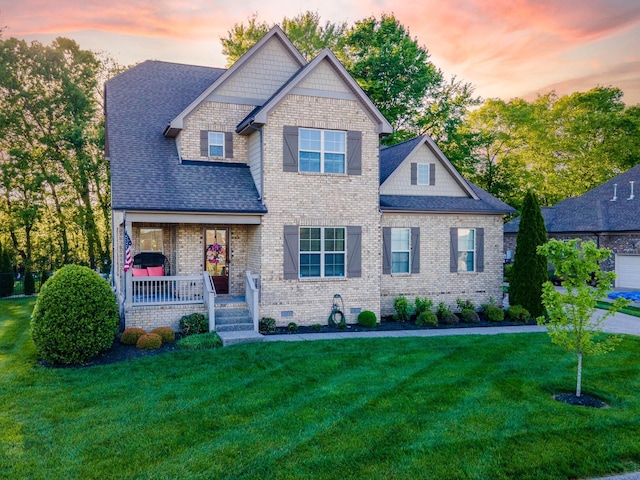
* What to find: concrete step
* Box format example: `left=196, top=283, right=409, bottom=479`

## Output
left=215, top=322, right=254, bottom=332
left=218, top=330, right=264, bottom=346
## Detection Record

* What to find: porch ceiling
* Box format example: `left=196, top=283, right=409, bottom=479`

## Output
left=120, top=211, right=262, bottom=225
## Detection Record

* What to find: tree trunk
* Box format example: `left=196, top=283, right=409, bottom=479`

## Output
left=576, top=352, right=582, bottom=397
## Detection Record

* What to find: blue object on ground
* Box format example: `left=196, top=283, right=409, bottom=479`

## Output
left=608, top=291, right=640, bottom=302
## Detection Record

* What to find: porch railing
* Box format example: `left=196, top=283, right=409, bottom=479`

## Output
left=131, top=275, right=203, bottom=305
left=203, top=271, right=216, bottom=331
left=245, top=271, right=260, bottom=331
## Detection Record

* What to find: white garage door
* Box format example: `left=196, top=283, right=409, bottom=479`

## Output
left=616, top=255, right=640, bottom=289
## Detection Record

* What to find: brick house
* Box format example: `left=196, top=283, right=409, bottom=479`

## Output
left=504, top=163, right=640, bottom=289
left=106, top=26, right=514, bottom=340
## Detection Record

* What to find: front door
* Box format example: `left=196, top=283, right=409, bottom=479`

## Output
left=205, top=227, right=229, bottom=294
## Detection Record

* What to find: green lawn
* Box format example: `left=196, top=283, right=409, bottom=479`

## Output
left=597, top=300, right=640, bottom=318
left=2, top=298, right=640, bottom=479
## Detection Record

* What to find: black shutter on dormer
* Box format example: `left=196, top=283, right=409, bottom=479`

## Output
left=200, top=130, right=208, bottom=157
left=225, top=132, right=233, bottom=158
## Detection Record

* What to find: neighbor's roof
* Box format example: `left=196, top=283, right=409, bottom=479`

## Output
left=504, top=163, right=640, bottom=234
left=106, top=60, right=267, bottom=214
left=379, top=136, right=515, bottom=215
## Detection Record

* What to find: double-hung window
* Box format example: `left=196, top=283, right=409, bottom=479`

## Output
left=457, top=228, right=476, bottom=272
left=140, top=228, right=163, bottom=252
left=208, top=132, right=224, bottom=157
left=299, top=227, right=345, bottom=278
left=391, top=228, right=411, bottom=273
left=299, top=128, right=345, bottom=174
left=417, top=163, right=430, bottom=185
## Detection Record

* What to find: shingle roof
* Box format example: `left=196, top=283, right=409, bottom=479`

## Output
left=504, top=164, right=640, bottom=234
left=106, top=60, right=267, bottom=214
left=379, top=137, right=515, bottom=215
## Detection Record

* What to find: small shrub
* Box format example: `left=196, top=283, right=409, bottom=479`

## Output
left=120, top=327, right=146, bottom=345
left=311, top=324, right=323, bottom=332
left=259, top=317, right=276, bottom=333
left=179, top=313, right=208, bottom=336
left=461, top=309, right=480, bottom=324
left=30, top=265, right=118, bottom=365
left=503, top=263, right=513, bottom=283
left=507, top=305, right=530, bottom=323
left=416, top=310, right=438, bottom=327
left=440, top=311, right=459, bottom=325
left=136, top=333, right=162, bottom=350
left=287, top=322, right=298, bottom=332
left=150, top=327, right=175, bottom=344
left=393, top=295, right=412, bottom=322
left=485, top=305, right=505, bottom=322
left=455, top=298, right=476, bottom=312
left=414, top=297, right=433, bottom=316
left=337, top=322, right=347, bottom=330
left=177, top=332, right=222, bottom=350
left=358, top=310, right=377, bottom=328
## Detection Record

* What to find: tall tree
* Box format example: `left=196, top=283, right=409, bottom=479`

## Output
left=509, top=191, right=548, bottom=317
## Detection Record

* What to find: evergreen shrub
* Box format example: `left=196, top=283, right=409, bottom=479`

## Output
left=357, top=310, right=377, bottom=328
left=259, top=317, right=276, bottom=333
left=136, top=333, right=162, bottom=350
left=150, top=327, right=175, bottom=343
left=121, top=328, right=146, bottom=345
left=179, top=313, right=208, bottom=336
left=416, top=310, right=438, bottom=327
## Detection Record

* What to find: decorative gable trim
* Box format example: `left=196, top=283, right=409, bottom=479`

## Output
left=163, top=26, right=306, bottom=138
left=237, top=49, right=393, bottom=135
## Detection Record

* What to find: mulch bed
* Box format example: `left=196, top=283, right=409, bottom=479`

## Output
left=553, top=393, right=607, bottom=408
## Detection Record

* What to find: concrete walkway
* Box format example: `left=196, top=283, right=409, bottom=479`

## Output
left=262, top=309, right=640, bottom=480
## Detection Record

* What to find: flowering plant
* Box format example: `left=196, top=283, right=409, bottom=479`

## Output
left=206, top=243, right=223, bottom=264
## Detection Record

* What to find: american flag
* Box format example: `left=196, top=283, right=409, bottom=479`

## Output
left=123, top=230, right=133, bottom=272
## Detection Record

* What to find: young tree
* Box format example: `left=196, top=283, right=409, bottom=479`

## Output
left=509, top=191, right=548, bottom=317
left=537, top=239, right=629, bottom=397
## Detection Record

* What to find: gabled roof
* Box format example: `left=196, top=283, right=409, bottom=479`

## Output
left=236, top=49, right=393, bottom=135
left=164, top=26, right=306, bottom=137
left=505, top=163, right=640, bottom=234
left=379, top=135, right=515, bottom=215
left=106, top=60, right=267, bottom=214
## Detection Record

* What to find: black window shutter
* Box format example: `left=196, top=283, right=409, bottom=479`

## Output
left=283, top=225, right=299, bottom=280
left=411, top=227, right=420, bottom=274
left=411, top=163, right=417, bottom=185
left=476, top=228, right=484, bottom=272
left=382, top=227, right=392, bottom=274
left=347, top=226, right=362, bottom=278
left=225, top=132, right=233, bottom=158
left=429, top=163, right=436, bottom=185
left=283, top=126, right=299, bottom=172
left=450, top=228, right=458, bottom=273
left=200, top=130, right=208, bottom=157
left=347, top=131, right=362, bottom=175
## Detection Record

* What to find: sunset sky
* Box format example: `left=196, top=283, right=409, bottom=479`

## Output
left=4, top=0, right=640, bottom=105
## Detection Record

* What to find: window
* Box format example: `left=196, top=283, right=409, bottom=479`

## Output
left=417, top=163, right=429, bottom=185
left=140, top=228, right=163, bottom=252
left=299, top=227, right=345, bottom=278
left=457, top=228, right=475, bottom=272
left=208, top=132, right=224, bottom=157
left=391, top=228, right=411, bottom=273
left=299, top=128, right=345, bottom=174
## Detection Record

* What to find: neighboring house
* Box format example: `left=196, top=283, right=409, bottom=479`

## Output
left=106, top=26, right=514, bottom=337
left=504, top=163, right=640, bottom=289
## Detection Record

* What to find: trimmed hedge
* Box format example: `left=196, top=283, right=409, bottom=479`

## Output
left=151, top=327, right=175, bottom=344
left=30, top=265, right=118, bottom=364
left=121, top=328, right=146, bottom=345
left=136, top=333, right=162, bottom=350
left=357, top=310, right=377, bottom=328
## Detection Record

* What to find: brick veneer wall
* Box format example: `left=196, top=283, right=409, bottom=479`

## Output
left=382, top=213, right=505, bottom=316
left=257, top=94, right=382, bottom=325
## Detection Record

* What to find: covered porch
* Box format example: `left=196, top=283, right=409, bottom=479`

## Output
left=113, top=210, right=263, bottom=334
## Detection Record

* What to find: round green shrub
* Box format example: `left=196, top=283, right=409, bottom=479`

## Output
left=311, top=324, right=323, bottom=332
left=259, top=317, right=276, bottom=333
left=30, top=264, right=118, bottom=365
left=507, top=305, right=530, bottom=323
left=151, top=326, right=175, bottom=344
left=136, top=333, right=162, bottom=350
left=287, top=322, right=298, bottom=332
left=179, top=313, right=208, bottom=336
left=416, top=310, right=437, bottom=327
left=439, top=311, right=459, bottom=325
left=357, top=310, right=377, bottom=328
left=461, top=309, right=480, bottom=324
left=177, top=332, right=222, bottom=350
left=120, top=327, right=146, bottom=345
left=486, top=305, right=505, bottom=322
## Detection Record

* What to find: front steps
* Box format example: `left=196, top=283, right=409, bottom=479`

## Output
left=214, top=296, right=264, bottom=346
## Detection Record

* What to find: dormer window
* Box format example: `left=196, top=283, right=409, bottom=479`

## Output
left=208, top=132, right=224, bottom=157
left=299, top=128, right=346, bottom=174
